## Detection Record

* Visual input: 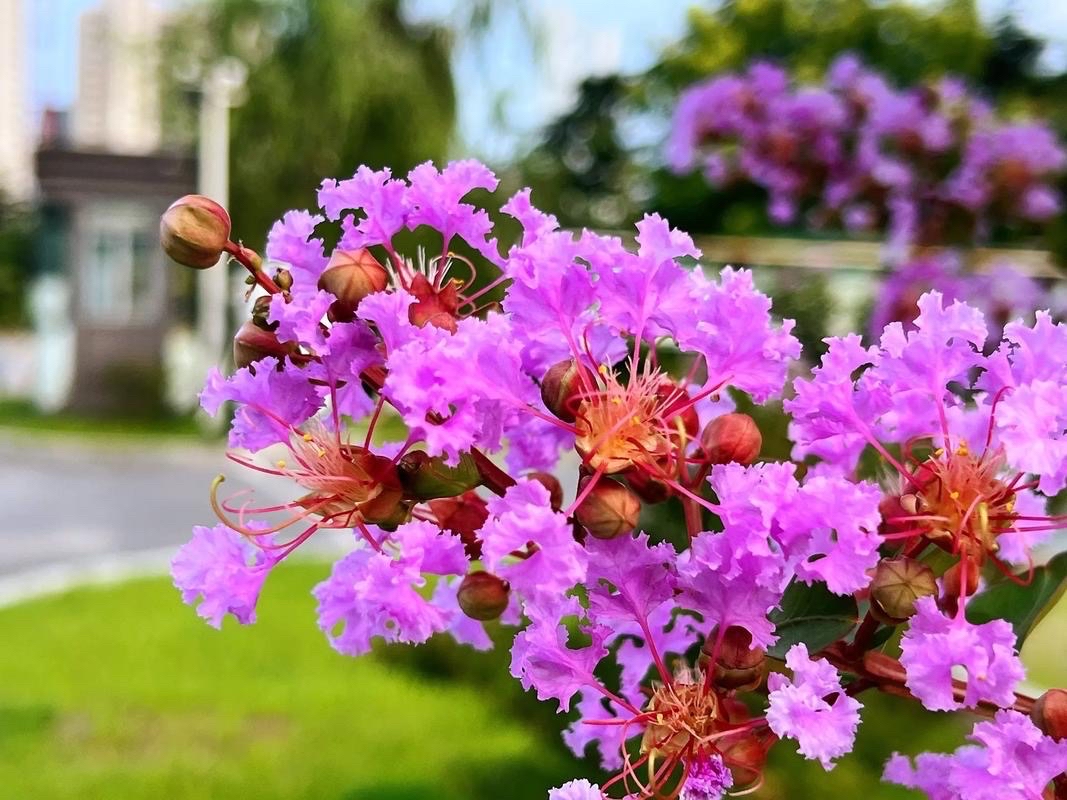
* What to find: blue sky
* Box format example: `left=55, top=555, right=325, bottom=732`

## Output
left=27, top=0, right=1067, bottom=159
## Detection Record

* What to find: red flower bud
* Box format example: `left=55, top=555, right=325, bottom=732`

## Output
left=1031, top=689, right=1067, bottom=741
left=700, top=412, right=762, bottom=465
left=429, top=491, right=488, bottom=560
left=355, top=454, right=405, bottom=528
left=625, top=469, right=674, bottom=504
left=160, top=194, right=231, bottom=269
left=574, top=478, right=641, bottom=540
left=654, top=378, right=699, bottom=439
left=869, top=557, right=938, bottom=625
left=703, top=626, right=766, bottom=691
left=457, top=571, right=510, bottom=621
left=232, top=320, right=298, bottom=369
left=540, top=359, right=593, bottom=423
left=527, top=471, right=564, bottom=511
left=317, top=248, right=389, bottom=321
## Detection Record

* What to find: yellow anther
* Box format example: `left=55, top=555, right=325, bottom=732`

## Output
left=977, top=502, right=990, bottom=537
left=275, top=460, right=287, bottom=469
left=949, top=491, right=960, bottom=500
left=316, top=447, right=327, bottom=458
left=956, top=442, right=970, bottom=456
left=934, top=448, right=945, bottom=457
left=598, top=364, right=609, bottom=375
left=302, top=432, right=314, bottom=441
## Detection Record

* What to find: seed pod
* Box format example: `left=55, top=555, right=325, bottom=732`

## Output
left=1031, top=689, right=1067, bottom=741
left=700, top=413, right=762, bottom=465
left=160, top=194, right=231, bottom=269
left=457, top=571, right=510, bottom=621
left=574, top=478, right=641, bottom=540
left=540, top=359, right=594, bottom=423
left=317, top=248, right=389, bottom=321
left=232, top=320, right=297, bottom=369
left=870, top=557, right=938, bottom=625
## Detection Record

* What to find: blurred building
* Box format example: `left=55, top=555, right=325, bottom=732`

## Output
left=33, top=0, right=195, bottom=415
left=73, top=0, right=163, bottom=154
left=0, top=0, right=33, bottom=201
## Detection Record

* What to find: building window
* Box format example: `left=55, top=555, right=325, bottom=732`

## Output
left=81, top=204, right=163, bottom=323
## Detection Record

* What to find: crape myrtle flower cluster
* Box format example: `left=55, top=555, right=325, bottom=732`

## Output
left=668, top=55, right=1066, bottom=248
left=668, top=55, right=1067, bottom=344
left=160, top=160, right=1067, bottom=799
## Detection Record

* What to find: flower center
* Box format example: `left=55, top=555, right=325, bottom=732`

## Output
left=641, top=670, right=723, bottom=759
left=573, top=367, right=677, bottom=475
left=904, top=442, right=1015, bottom=558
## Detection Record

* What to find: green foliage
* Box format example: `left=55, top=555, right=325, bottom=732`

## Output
left=518, top=75, right=642, bottom=230
left=0, top=200, right=33, bottom=329
left=967, top=551, right=1067, bottom=646
left=0, top=564, right=578, bottom=799
left=653, top=0, right=991, bottom=88
left=162, top=0, right=456, bottom=243
left=768, top=580, right=860, bottom=660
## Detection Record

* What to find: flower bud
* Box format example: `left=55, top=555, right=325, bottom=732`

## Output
left=251, top=295, right=276, bottom=330
left=232, top=320, right=297, bottom=369
left=318, top=248, right=389, bottom=321
left=574, top=478, right=641, bottom=540
left=625, top=469, right=673, bottom=504
left=869, top=557, right=938, bottom=625
left=540, top=359, right=593, bottom=422
left=700, top=413, right=762, bottom=465
left=703, top=626, right=766, bottom=691
left=1031, top=689, right=1067, bottom=741
left=398, top=450, right=482, bottom=500
left=655, top=378, right=699, bottom=439
left=457, top=571, right=510, bottom=621
left=355, top=455, right=405, bottom=527
left=429, top=491, right=488, bottom=560
left=527, top=471, right=563, bottom=511
left=160, top=194, right=231, bottom=269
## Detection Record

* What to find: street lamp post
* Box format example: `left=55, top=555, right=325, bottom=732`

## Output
left=196, top=59, right=247, bottom=384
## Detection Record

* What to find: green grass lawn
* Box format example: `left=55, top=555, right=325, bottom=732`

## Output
left=0, top=563, right=578, bottom=800
left=2, top=560, right=1062, bottom=799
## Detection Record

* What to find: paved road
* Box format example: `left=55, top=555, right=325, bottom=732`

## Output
left=0, top=433, right=302, bottom=601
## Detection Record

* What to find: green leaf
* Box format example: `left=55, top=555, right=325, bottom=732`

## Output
left=768, top=580, right=860, bottom=660
left=966, top=551, right=1067, bottom=645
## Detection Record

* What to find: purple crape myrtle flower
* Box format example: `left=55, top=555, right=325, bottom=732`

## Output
left=312, top=520, right=469, bottom=657
left=669, top=55, right=1066, bottom=247
left=547, top=779, right=605, bottom=800
left=884, top=710, right=1067, bottom=799
left=788, top=292, right=1066, bottom=584
left=766, top=643, right=863, bottom=769
left=899, top=597, right=1025, bottom=712
left=680, top=754, right=734, bottom=800
left=171, top=523, right=276, bottom=628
